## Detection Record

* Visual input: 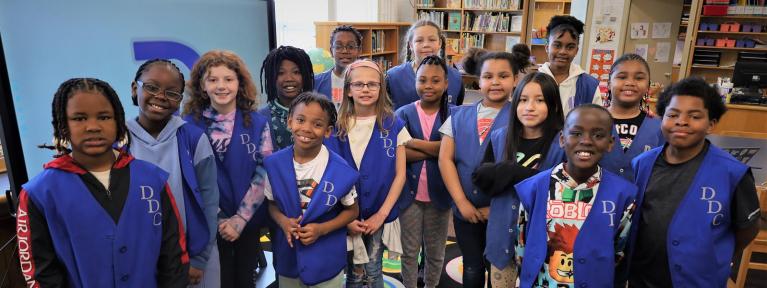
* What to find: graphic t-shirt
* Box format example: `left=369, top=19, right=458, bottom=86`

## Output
left=614, top=111, right=646, bottom=152
left=516, top=137, right=546, bottom=169
left=438, top=102, right=500, bottom=145
left=330, top=72, right=345, bottom=110
left=202, top=108, right=236, bottom=161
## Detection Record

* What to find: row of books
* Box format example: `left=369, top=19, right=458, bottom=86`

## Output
left=372, top=56, right=393, bottom=71
left=371, top=30, right=386, bottom=53
left=461, top=33, right=486, bottom=51
left=464, top=12, right=522, bottom=32
left=463, top=0, right=521, bottom=10
left=416, top=0, right=461, bottom=8
left=447, top=35, right=520, bottom=55
left=417, top=11, right=463, bottom=31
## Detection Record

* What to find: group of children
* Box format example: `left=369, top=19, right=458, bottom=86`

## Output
left=16, top=14, right=761, bottom=288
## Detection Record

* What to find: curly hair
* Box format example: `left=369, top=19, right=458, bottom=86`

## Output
left=183, top=50, right=259, bottom=127
left=656, top=77, right=726, bottom=121
left=547, top=15, right=585, bottom=41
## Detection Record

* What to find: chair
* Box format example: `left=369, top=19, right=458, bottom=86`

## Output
left=730, top=181, right=767, bottom=288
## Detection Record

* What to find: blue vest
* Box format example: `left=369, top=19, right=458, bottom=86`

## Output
left=325, top=116, right=406, bottom=222
left=600, top=115, right=664, bottom=181
left=516, top=167, right=637, bottom=288
left=386, top=62, right=464, bottom=109
left=629, top=144, right=748, bottom=287
left=23, top=157, right=173, bottom=288
left=450, top=101, right=510, bottom=219
left=313, top=69, right=333, bottom=100
left=395, top=103, right=453, bottom=211
left=173, top=124, right=212, bottom=256
left=484, top=127, right=566, bottom=269
left=264, top=146, right=359, bottom=285
left=574, top=73, right=600, bottom=107
left=185, top=110, right=269, bottom=229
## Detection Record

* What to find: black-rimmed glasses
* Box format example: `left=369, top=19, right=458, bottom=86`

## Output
left=137, top=81, right=183, bottom=102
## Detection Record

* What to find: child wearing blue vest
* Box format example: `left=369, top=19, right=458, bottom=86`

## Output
left=472, top=72, right=566, bottom=287
left=126, top=59, right=218, bottom=286
left=394, top=55, right=453, bottom=288
left=627, top=77, right=760, bottom=287
left=538, top=15, right=602, bottom=115
left=182, top=50, right=273, bottom=288
left=386, top=19, right=465, bottom=110
left=515, top=104, right=637, bottom=288
left=314, top=25, right=362, bottom=109
left=18, top=78, right=189, bottom=287
left=259, top=46, right=315, bottom=151
left=602, top=54, right=664, bottom=181
left=325, top=59, right=411, bottom=288
left=437, top=49, right=520, bottom=287
left=264, top=92, right=360, bottom=287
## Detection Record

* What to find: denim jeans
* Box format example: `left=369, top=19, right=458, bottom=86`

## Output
left=454, top=214, right=492, bottom=288
left=346, top=228, right=385, bottom=288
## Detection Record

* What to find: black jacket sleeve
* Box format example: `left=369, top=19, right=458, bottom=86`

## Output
left=17, top=190, right=68, bottom=288
left=473, top=160, right=538, bottom=197
left=157, top=185, right=190, bottom=288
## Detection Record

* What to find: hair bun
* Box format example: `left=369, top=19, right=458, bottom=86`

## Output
left=461, top=47, right=487, bottom=76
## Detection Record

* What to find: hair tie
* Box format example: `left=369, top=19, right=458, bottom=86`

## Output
left=347, top=59, right=381, bottom=73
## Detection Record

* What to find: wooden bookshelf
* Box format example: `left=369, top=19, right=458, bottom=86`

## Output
left=314, top=22, right=411, bottom=71
left=415, top=0, right=530, bottom=63
left=528, top=0, right=572, bottom=64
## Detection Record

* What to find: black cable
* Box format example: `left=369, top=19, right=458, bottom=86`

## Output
left=0, top=243, right=17, bottom=288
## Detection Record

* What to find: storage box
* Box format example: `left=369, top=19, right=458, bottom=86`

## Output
left=705, top=0, right=729, bottom=4
left=720, top=22, right=741, bottom=32
left=703, top=5, right=729, bottom=16
left=745, top=6, right=755, bottom=15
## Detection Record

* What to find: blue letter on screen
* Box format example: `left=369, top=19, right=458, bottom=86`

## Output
left=133, top=40, right=200, bottom=70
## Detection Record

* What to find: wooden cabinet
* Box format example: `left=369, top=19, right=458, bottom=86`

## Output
left=314, top=22, right=412, bottom=71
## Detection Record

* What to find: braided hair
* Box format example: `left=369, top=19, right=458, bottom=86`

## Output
left=131, top=59, right=185, bottom=106
left=259, top=46, right=314, bottom=103
left=403, top=19, right=447, bottom=62
left=330, top=25, right=363, bottom=48
left=607, top=53, right=651, bottom=111
left=183, top=50, right=259, bottom=127
left=416, top=55, right=451, bottom=123
left=43, top=78, right=129, bottom=157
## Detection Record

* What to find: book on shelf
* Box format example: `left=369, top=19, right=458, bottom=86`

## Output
left=465, top=12, right=515, bottom=32
left=510, top=15, right=522, bottom=32
left=463, top=0, right=520, bottom=10
left=505, top=36, right=520, bottom=52
left=447, top=0, right=462, bottom=9
left=371, top=30, right=386, bottom=53
left=462, top=33, right=486, bottom=50
left=416, top=0, right=435, bottom=8
left=372, top=56, right=393, bottom=71
left=418, top=11, right=446, bottom=29
left=446, top=38, right=460, bottom=55
left=448, top=12, right=461, bottom=31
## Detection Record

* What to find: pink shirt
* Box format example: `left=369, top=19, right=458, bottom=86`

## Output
left=415, top=101, right=438, bottom=202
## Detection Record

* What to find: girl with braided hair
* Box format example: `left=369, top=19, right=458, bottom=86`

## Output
left=17, top=78, right=189, bottom=287
left=183, top=50, right=273, bottom=288
left=126, top=59, right=219, bottom=286
left=258, top=45, right=315, bottom=151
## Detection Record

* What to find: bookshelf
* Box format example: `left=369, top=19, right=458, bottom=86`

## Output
left=415, top=0, right=530, bottom=63
left=684, top=2, right=767, bottom=84
left=314, top=22, right=412, bottom=71
left=528, top=0, right=571, bottom=65
left=672, top=0, right=692, bottom=81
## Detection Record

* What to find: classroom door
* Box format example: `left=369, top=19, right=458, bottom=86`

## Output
left=622, top=0, right=685, bottom=86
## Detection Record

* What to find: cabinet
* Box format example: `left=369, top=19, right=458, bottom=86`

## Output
left=314, top=22, right=412, bottom=71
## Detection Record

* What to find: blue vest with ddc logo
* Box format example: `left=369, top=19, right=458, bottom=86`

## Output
left=264, top=146, right=359, bottom=285
left=386, top=62, right=464, bottom=109
left=395, top=103, right=453, bottom=211
left=450, top=101, right=510, bottom=220
left=516, top=168, right=637, bottom=288
left=485, top=127, right=566, bottom=269
left=22, top=157, right=172, bottom=288
left=629, top=144, right=748, bottom=287
left=186, top=110, right=269, bottom=228
left=325, top=116, right=406, bottom=222
left=313, top=69, right=333, bottom=100
left=173, top=124, right=211, bottom=256
left=600, top=115, right=664, bottom=181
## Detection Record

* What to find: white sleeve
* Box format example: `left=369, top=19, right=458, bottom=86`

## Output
left=438, top=116, right=453, bottom=137
left=592, top=88, right=605, bottom=107
left=396, top=127, right=413, bottom=146
left=341, top=185, right=357, bottom=206
left=263, top=175, right=274, bottom=201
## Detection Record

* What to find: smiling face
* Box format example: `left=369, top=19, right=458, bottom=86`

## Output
left=66, top=91, right=118, bottom=164
left=409, top=25, right=441, bottom=63
left=347, top=66, right=381, bottom=109
left=560, top=107, right=614, bottom=174
left=516, top=82, right=549, bottom=131
left=609, top=60, right=649, bottom=107
left=479, top=59, right=516, bottom=105
left=660, top=95, right=713, bottom=150
left=133, top=63, right=183, bottom=125
left=331, top=31, right=361, bottom=71
left=416, top=64, right=448, bottom=105
left=546, top=31, right=579, bottom=71
left=277, top=59, right=303, bottom=101
left=288, top=101, right=332, bottom=153
left=204, top=65, right=240, bottom=114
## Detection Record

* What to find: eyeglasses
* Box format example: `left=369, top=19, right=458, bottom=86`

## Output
left=333, top=44, right=360, bottom=52
left=349, top=82, right=381, bottom=91
left=137, top=81, right=183, bottom=102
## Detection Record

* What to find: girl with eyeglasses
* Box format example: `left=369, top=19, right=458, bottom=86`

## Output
left=324, top=59, right=411, bottom=288
left=126, top=59, right=219, bottom=286
left=182, top=50, right=273, bottom=288
left=314, top=25, right=363, bottom=109
left=386, top=19, right=465, bottom=110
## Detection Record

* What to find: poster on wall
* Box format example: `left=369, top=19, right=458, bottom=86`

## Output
left=589, top=49, right=615, bottom=82
left=634, top=44, right=649, bottom=59
left=588, top=0, right=626, bottom=83
left=652, top=22, right=672, bottom=39
left=630, top=22, right=649, bottom=39
left=655, top=42, right=671, bottom=63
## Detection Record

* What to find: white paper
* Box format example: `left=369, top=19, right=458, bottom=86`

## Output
left=673, top=40, right=684, bottom=66
left=652, top=22, right=672, bottom=39
left=654, top=42, right=671, bottom=63
left=634, top=44, right=649, bottom=59
left=631, top=22, right=649, bottom=39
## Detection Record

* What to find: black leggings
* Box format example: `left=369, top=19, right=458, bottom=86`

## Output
left=453, top=214, right=492, bottom=288
left=218, top=226, right=262, bottom=288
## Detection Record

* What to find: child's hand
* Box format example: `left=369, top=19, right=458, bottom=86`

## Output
left=218, top=221, right=241, bottom=242
left=347, top=220, right=366, bottom=236
left=188, top=267, right=204, bottom=285
left=457, top=201, right=483, bottom=223
left=280, top=216, right=302, bottom=248
left=477, top=206, right=490, bottom=221
left=297, top=223, right=324, bottom=245
left=363, top=212, right=386, bottom=235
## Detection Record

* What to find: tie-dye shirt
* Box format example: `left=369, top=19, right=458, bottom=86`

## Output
left=266, top=100, right=293, bottom=151
left=202, top=107, right=273, bottom=233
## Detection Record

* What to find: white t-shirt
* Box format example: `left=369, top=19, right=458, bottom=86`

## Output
left=538, top=62, right=604, bottom=116
left=90, top=169, right=111, bottom=190
left=264, top=145, right=357, bottom=214
left=331, top=72, right=345, bottom=110
left=347, top=116, right=412, bottom=169
left=439, top=102, right=500, bottom=145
